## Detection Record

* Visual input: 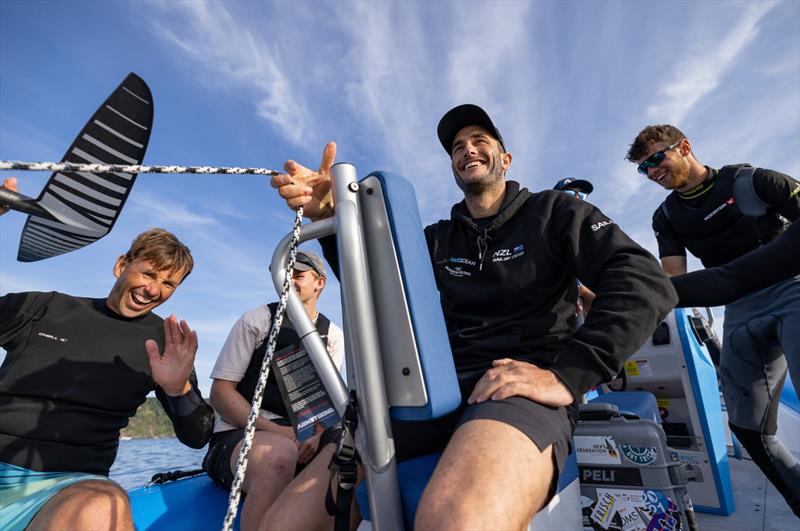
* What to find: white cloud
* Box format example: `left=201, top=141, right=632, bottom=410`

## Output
left=645, top=2, right=778, bottom=124
left=145, top=1, right=311, bottom=144
left=128, top=191, right=217, bottom=226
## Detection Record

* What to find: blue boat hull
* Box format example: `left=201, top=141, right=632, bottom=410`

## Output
left=128, top=474, right=240, bottom=530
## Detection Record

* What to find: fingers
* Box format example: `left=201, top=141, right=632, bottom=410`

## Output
left=0, top=177, right=20, bottom=215
left=468, top=367, right=506, bottom=404
left=164, top=315, right=179, bottom=346
left=467, top=360, right=526, bottom=404
left=144, top=338, right=161, bottom=364
left=319, top=142, right=336, bottom=174
left=2, top=176, right=19, bottom=192
left=297, top=441, right=313, bottom=464
left=178, top=319, right=198, bottom=351
left=490, top=381, right=522, bottom=402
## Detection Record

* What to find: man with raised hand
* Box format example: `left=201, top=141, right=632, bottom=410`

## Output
left=627, top=124, right=800, bottom=516
left=272, top=104, right=676, bottom=529
left=0, top=223, right=213, bottom=531
left=203, top=249, right=345, bottom=531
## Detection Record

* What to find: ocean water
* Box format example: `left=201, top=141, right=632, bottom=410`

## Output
left=110, top=437, right=207, bottom=491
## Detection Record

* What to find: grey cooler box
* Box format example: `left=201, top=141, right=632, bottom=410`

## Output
left=575, top=401, right=701, bottom=531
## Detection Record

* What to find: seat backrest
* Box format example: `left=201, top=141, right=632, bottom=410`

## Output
left=359, top=171, right=461, bottom=421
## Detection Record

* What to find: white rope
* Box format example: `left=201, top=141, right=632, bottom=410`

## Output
left=0, top=160, right=279, bottom=176
left=222, top=206, right=304, bottom=531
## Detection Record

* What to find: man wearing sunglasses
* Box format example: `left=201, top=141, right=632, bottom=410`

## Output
left=267, top=105, right=677, bottom=530
left=627, top=124, right=800, bottom=516
left=553, top=177, right=593, bottom=201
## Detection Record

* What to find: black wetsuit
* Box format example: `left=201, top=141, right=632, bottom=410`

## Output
left=652, top=165, right=800, bottom=515
left=653, top=165, right=799, bottom=267
left=0, top=291, right=213, bottom=476
left=673, top=220, right=800, bottom=307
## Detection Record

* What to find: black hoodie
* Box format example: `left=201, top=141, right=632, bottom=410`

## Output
left=424, top=181, right=677, bottom=399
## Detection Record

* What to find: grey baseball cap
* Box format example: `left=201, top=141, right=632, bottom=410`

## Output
left=293, top=249, right=326, bottom=278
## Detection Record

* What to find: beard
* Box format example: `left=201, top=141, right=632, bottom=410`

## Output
left=451, top=151, right=506, bottom=196
left=665, top=163, right=691, bottom=190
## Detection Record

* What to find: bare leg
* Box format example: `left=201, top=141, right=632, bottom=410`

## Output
left=260, top=443, right=362, bottom=531
left=234, top=431, right=299, bottom=531
left=415, top=419, right=554, bottom=531
left=27, top=479, right=133, bottom=531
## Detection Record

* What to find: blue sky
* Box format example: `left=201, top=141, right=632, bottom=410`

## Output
left=1, top=1, right=798, bottom=395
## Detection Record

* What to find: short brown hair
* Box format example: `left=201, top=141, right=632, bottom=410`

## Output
left=123, top=228, right=194, bottom=281
left=626, top=124, right=686, bottom=162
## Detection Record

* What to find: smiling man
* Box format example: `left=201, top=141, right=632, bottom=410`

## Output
left=270, top=104, right=676, bottom=529
left=627, top=124, right=800, bottom=516
left=203, top=249, right=344, bottom=531
left=0, top=226, right=213, bottom=531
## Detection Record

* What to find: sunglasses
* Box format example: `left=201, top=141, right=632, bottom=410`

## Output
left=561, top=189, right=588, bottom=200
left=637, top=141, right=682, bottom=175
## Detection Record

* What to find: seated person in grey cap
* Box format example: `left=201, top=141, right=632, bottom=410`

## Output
left=270, top=104, right=675, bottom=529
left=202, top=249, right=345, bottom=531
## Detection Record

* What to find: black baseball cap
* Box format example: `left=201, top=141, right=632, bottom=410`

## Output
left=437, top=104, right=505, bottom=155
left=553, top=177, right=594, bottom=195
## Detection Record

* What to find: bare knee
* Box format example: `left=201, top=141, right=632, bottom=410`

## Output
left=245, top=436, right=298, bottom=486
left=415, top=493, right=469, bottom=530
left=28, top=480, right=132, bottom=531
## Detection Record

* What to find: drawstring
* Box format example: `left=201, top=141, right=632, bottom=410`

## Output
left=477, top=230, right=489, bottom=271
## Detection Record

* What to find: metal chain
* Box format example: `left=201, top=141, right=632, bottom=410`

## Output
left=0, top=160, right=279, bottom=176
left=222, top=206, right=304, bottom=531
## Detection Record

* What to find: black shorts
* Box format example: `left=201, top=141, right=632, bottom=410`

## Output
left=391, top=397, right=577, bottom=502
left=203, top=420, right=341, bottom=490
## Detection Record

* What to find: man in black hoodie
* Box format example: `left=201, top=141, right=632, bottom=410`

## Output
left=271, top=105, right=677, bottom=529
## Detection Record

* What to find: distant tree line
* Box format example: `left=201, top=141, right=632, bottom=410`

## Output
left=121, top=397, right=176, bottom=438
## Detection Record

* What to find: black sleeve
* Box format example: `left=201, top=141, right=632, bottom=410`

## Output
left=0, top=292, right=55, bottom=346
left=652, top=205, right=686, bottom=259
left=752, top=168, right=800, bottom=221
left=155, top=368, right=214, bottom=448
left=319, top=235, right=341, bottom=279
left=548, top=198, right=679, bottom=398
left=672, top=220, right=800, bottom=307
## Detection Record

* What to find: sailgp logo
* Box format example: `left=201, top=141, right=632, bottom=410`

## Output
left=492, top=244, right=525, bottom=263
left=704, top=198, right=734, bottom=221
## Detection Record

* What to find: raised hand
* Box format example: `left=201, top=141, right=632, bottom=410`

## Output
left=467, top=358, right=574, bottom=407
left=146, top=315, right=198, bottom=396
left=0, top=177, right=20, bottom=216
left=271, top=142, right=337, bottom=221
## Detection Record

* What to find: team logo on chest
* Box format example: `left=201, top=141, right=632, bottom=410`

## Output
left=445, top=256, right=475, bottom=277
left=492, top=244, right=525, bottom=263
left=704, top=197, right=734, bottom=221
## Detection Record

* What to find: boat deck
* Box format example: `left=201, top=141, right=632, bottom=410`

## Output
left=695, top=454, right=796, bottom=531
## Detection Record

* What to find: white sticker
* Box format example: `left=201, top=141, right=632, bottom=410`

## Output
left=590, top=491, right=617, bottom=529
left=618, top=505, right=649, bottom=531
left=635, top=359, right=652, bottom=376
left=574, top=435, right=622, bottom=465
